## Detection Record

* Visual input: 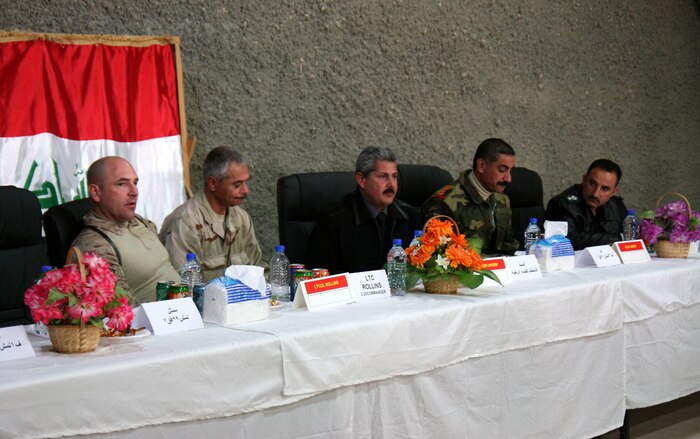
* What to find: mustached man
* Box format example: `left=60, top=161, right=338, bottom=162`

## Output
left=305, top=146, right=420, bottom=274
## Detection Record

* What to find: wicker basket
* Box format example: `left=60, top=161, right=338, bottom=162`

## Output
left=653, top=193, right=692, bottom=259
left=423, top=275, right=460, bottom=294
left=654, top=240, right=690, bottom=259
left=47, top=246, right=100, bottom=353
left=48, top=324, right=101, bottom=353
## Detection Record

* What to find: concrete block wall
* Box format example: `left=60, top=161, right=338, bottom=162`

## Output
left=4, top=1, right=699, bottom=260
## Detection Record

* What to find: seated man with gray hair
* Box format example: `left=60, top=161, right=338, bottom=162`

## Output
left=305, top=146, right=420, bottom=274
left=160, top=146, right=263, bottom=282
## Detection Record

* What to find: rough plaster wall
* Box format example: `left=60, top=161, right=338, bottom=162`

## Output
left=4, top=1, right=699, bottom=261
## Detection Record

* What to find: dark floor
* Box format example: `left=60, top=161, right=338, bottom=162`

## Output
left=601, top=391, right=700, bottom=438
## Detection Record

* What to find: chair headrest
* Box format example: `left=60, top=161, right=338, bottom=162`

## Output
left=0, top=186, right=43, bottom=249
left=504, top=167, right=544, bottom=208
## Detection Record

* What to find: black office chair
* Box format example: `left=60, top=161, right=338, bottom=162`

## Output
left=504, top=167, right=545, bottom=250
left=276, top=164, right=453, bottom=264
left=42, top=198, right=92, bottom=268
left=0, top=186, right=47, bottom=327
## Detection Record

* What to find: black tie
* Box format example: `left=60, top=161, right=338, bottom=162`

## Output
left=376, top=211, right=387, bottom=246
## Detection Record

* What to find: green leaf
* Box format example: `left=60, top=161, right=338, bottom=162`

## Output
left=478, top=269, right=502, bottom=286
left=454, top=271, right=484, bottom=289
left=467, top=236, right=484, bottom=254
left=639, top=210, right=655, bottom=220
left=406, top=270, right=421, bottom=289
left=46, top=288, right=66, bottom=304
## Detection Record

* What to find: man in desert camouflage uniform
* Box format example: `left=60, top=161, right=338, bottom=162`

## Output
left=421, top=138, right=519, bottom=255
left=160, top=146, right=262, bottom=282
left=72, top=157, right=180, bottom=305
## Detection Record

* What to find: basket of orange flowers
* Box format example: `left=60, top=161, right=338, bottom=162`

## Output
left=406, top=216, right=500, bottom=294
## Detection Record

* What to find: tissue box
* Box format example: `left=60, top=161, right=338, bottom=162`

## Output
left=531, top=235, right=575, bottom=273
left=203, top=276, right=269, bottom=326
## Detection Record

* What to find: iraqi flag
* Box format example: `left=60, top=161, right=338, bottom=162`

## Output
left=0, top=37, right=186, bottom=228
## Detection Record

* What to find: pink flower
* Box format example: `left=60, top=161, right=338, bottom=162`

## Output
left=106, top=305, right=134, bottom=331
left=23, top=252, right=133, bottom=328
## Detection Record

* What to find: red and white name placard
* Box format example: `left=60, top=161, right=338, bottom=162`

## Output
left=613, top=240, right=651, bottom=264
left=294, top=274, right=354, bottom=311
left=480, top=257, right=513, bottom=286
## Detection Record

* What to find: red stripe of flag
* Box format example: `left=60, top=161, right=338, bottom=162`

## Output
left=0, top=39, right=179, bottom=142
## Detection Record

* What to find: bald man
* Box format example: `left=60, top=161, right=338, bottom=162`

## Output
left=72, top=156, right=179, bottom=305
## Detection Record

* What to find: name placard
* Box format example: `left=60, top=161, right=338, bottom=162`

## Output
left=480, top=257, right=512, bottom=286
left=347, top=270, right=391, bottom=301
left=294, top=273, right=355, bottom=311
left=0, top=326, right=35, bottom=362
left=613, top=240, right=651, bottom=264
left=505, top=255, right=542, bottom=280
left=576, top=245, right=622, bottom=268
left=137, top=298, right=204, bottom=335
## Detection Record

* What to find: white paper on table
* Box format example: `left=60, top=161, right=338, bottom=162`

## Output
left=139, top=298, right=204, bottom=335
left=347, top=270, right=391, bottom=301
left=504, top=255, right=542, bottom=280
left=576, top=245, right=621, bottom=268
left=0, top=325, right=35, bottom=361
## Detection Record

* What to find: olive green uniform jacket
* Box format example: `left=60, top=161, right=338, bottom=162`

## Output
left=159, top=190, right=263, bottom=282
left=420, top=169, right=519, bottom=255
left=72, top=212, right=180, bottom=306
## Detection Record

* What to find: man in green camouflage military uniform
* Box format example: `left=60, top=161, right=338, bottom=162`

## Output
left=421, top=138, right=519, bottom=255
left=160, top=146, right=263, bottom=282
left=72, top=157, right=180, bottom=305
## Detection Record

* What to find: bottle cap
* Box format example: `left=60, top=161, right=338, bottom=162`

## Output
left=414, top=230, right=423, bottom=237
left=529, top=218, right=537, bottom=223
left=186, top=252, right=197, bottom=261
left=392, top=238, right=402, bottom=246
left=627, top=209, right=635, bottom=215
left=40, top=265, right=53, bottom=272
left=275, top=245, right=285, bottom=253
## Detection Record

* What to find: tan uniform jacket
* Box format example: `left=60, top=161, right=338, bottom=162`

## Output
left=159, top=190, right=263, bottom=282
left=71, top=212, right=180, bottom=305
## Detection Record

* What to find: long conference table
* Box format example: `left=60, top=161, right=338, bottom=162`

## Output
left=1, top=255, right=699, bottom=439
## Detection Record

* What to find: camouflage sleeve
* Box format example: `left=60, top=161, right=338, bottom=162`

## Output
left=161, top=213, right=203, bottom=273
left=420, top=195, right=455, bottom=228
left=71, top=228, right=136, bottom=302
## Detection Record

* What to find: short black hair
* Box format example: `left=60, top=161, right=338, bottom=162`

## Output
left=587, top=159, right=622, bottom=185
left=472, top=138, right=515, bottom=169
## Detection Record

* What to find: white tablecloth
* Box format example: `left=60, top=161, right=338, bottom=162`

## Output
left=1, top=256, right=698, bottom=438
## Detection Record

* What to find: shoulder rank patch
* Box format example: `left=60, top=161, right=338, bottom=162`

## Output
left=566, top=194, right=578, bottom=202
left=433, top=184, right=452, bottom=200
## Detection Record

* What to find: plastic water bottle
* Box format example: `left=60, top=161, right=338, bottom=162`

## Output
left=524, top=218, right=541, bottom=253
left=270, top=245, right=290, bottom=301
left=180, top=252, right=203, bottom=295
left=387, top=239, right=407, bottom=296
left=409, top=230, right=423, bottom=249
left=623, top=209, right=640, bottom=241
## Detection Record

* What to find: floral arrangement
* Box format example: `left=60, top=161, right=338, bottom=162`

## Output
left=24, top=252, right=133, bottom=330
left=640, top=200, right=700, bottom=244
left=406, top=217, right=500, bottom=289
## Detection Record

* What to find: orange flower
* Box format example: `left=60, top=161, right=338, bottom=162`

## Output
left=420, top=231, right=441, bottom=249
left=450, top=232, right=469, bottom=248
left=425, top=218, right=455, bottom=237
left=445, top=244, right=473, bottom=269
left=407, top=245, right=433, bottom=268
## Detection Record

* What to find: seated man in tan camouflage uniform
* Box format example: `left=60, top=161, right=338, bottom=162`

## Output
left=72, top=156, right=180, bottom=305
left=420, top=138, right=519, bottom=255
left=160, top=146, right=263, bottom=282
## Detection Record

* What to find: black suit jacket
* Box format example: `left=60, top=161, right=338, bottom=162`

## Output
left=305, top=189, right=420, bottom=274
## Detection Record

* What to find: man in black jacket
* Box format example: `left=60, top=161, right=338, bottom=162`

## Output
left=544, top=159, right=628, bottom=250
left=305, top=146, right=420, bottom=274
